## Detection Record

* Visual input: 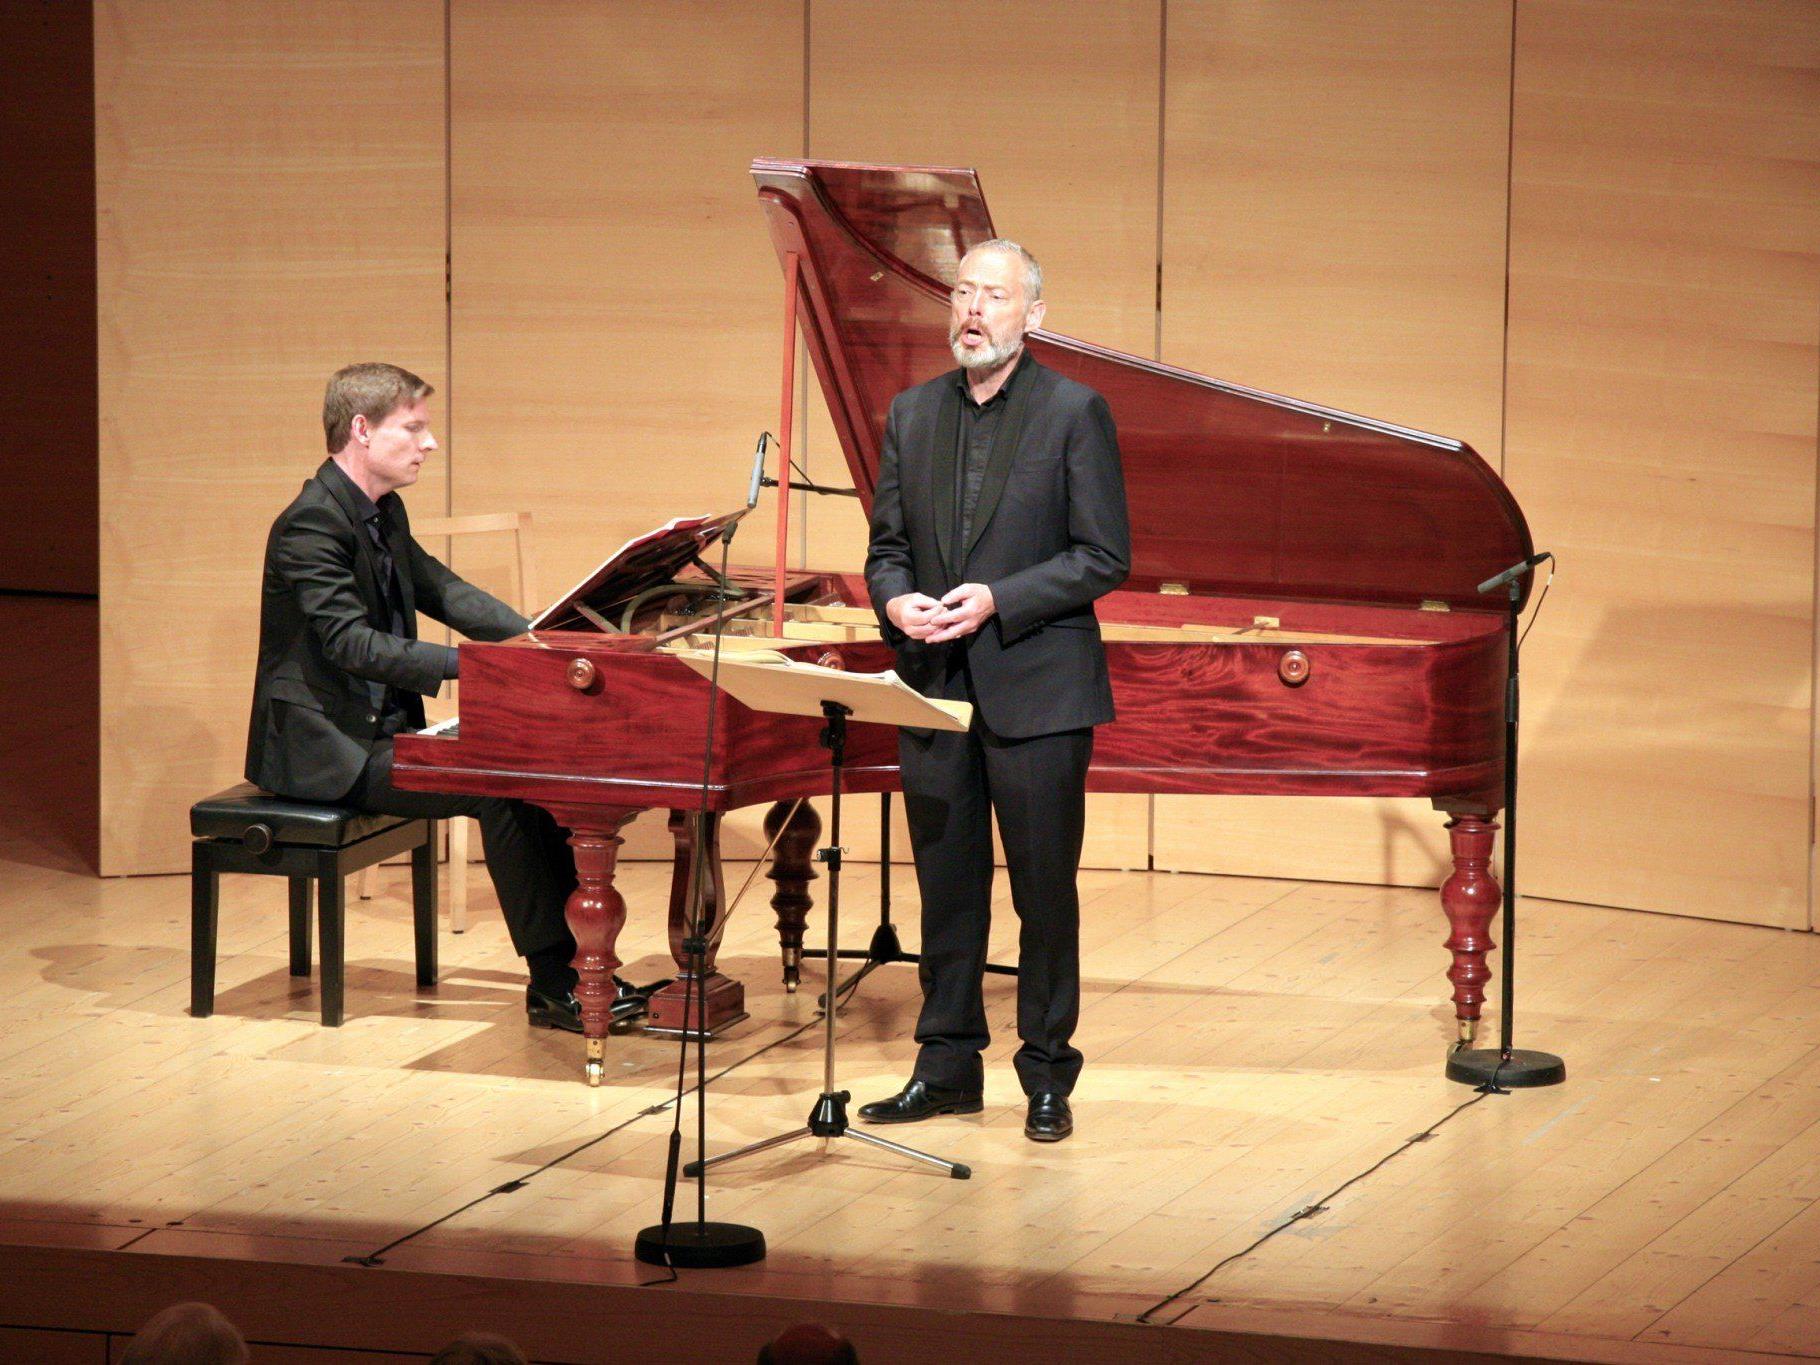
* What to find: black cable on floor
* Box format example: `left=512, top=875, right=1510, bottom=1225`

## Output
left=1136, top=1076, right=1505, bottom=1327
left=343, top=1010, right=829, bottom=1268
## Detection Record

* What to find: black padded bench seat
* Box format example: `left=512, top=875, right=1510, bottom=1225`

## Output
left=190, top=782, right=438, bottom=1027
left=189, top=783, right=409, bottom=848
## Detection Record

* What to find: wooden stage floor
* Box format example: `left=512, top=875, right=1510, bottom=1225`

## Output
left=3, top=598, right=1818, bottom=1362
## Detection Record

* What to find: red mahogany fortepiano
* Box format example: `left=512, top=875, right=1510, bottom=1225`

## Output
left=394, top=159, right=1531, bottom=1084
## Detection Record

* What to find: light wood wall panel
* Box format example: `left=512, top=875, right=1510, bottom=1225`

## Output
left=1503, top=0, right=1820, bottom=928
left=805, top=0, right=1163, bottom=869
left=802, top=0, right=1164, bottom=570
left=98, top=1, right=447, bottom=875
left=449, top=0, right=804, bottom=860
left=1153, top=0, right=1515, bottom=886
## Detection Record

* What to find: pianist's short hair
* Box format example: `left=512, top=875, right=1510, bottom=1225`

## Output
left=964, top=238, right=1044, bottom=304
left=322, top=362, right=434, bottom=453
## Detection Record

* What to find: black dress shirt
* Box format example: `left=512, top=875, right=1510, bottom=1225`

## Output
left=951, top=350, right=1031, bottom=571
left=336, top=474, right=431, bottom=737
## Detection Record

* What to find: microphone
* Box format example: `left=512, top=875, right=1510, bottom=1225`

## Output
left=747, top=432, right=772, bottom=510
left=1477, top=552, right=1552, bottom=595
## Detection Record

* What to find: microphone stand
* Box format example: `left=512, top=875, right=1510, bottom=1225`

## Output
left=634, top=510, right=766, bottom=1269
left=1446, top=553, right=1565, bottom=1092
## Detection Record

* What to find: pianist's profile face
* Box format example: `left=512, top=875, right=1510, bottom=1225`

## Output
left=949, top=245, right=1046, bottom=372
left=351, top=398, right=438, bottom=496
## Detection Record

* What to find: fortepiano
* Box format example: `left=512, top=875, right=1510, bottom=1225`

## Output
left=394, top=159, right=1532, bottom=1085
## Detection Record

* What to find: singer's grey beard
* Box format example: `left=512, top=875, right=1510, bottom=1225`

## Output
left=949, top=319, right=1024, bottom=371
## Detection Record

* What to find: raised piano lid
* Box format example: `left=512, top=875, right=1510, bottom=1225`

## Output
left=752, top=158, right=1534, bottom=613
left=529, top=510, right=744, bottom=631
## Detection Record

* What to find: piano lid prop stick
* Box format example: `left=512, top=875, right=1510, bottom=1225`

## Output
left=773, top=251, right=801, bottom=637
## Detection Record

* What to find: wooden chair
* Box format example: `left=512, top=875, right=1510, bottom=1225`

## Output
left=357, top=511, right=539, bottom=933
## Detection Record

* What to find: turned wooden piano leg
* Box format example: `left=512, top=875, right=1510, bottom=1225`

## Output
left=765, top=799, right=821, bottom=993
left=1441, top=814, right=1501, bottom=1049
left=556, top=809, right=637, bottom=1086
left=646, top=810, right=748, bottom=1036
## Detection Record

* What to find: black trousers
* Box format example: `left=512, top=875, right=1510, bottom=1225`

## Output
left=349, top=740, right=577, bottom=964
left=899, top=667, right=1093, bottom=1097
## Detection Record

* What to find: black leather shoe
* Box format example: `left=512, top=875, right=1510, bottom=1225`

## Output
left=1024, top=1092, right=1073, bottom=1142
left=526, top=984, right=583, bottom=1033
left=857, top=1078, right=983, bottom=1124
left=526, top=976, right=653, bottom=1033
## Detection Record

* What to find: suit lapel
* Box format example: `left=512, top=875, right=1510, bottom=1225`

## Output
left=931, top=378, right=962, bottom=579
left=962, top=356, right=1042, bottom=565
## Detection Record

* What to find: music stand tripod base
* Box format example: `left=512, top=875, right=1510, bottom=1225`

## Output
left=1446, top=1047, right=1565, bottom=1089
left=673, top=694, right=973, bottom=1186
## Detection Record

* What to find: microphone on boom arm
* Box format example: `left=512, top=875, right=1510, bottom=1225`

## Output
left=747, top=432, right=771, bottom=510
left=752, top=429, right=861, bottom=501
left=1477, top=552, right=1552, bottom=596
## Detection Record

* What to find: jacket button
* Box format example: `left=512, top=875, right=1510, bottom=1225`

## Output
left=366, top=714, right=377, bottom=724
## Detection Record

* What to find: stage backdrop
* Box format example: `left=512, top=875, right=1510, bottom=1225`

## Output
left=96, top=0, right=448, bottom=872
left=96, top=1, right=1820, bottom=940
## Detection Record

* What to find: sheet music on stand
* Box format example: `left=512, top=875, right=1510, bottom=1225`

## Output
left=666, top=648, right=972, bottom=732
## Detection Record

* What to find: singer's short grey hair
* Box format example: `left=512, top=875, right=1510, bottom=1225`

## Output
left=960, top=238, right=1044, bottom=304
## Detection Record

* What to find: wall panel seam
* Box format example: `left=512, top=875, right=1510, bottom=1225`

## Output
left=1497, top=0, right=1515, bottom=482
left=1153, top=0, right=1166, bottom=366
left=444, top=0, right=454, bottom=530
left=1811, top=291, right=1819, bottom=933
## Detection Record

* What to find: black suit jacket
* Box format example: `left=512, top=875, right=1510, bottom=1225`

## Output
left=245, top=459, right=528, bottom=801
left=865, top=355, right=1131, bottom=739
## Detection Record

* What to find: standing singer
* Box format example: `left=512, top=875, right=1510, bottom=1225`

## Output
left=859, top=240, right=1130, bottom=1143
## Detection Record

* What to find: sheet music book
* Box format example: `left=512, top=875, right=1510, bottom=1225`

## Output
left=668, top=647, right=972, bottom=733
left=528, top=511, right=745, bottom=632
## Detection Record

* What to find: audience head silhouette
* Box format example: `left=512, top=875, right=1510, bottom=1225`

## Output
left=757, top=1321, right=860, bottom=1364
left=120, top=1302, right=248, bottom=1365
left=430, top=1331, right=530, bottom=1365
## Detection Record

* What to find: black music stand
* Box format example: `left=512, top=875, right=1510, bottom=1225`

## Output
left=671, top=652, right=973, bottom=1181
left=804, top=792, right=1018, bottom=1005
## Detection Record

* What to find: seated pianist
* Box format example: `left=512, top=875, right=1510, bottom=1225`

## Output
left=243, top=361, right=651, bottom=1032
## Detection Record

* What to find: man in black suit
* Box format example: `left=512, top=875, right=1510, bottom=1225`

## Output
left=247, top=362, right=646, bottom=1032
left=858, top=241, right=1130, bottom=1142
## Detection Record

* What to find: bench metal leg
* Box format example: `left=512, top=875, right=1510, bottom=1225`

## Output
left=448, top=816, right=471, bottom=933
left=412, top=822, right=438, bottom=989
left=288, top=878, right=312, bottom=977
left=190, top=844, right=219, bottom=1018
left=319, top=870, right=345, bottom=1028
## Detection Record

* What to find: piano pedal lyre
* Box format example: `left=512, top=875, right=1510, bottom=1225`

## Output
left=586, top=1037, right=605, bottom=1086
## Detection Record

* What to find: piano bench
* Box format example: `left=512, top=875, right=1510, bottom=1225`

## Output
left=189, top=782, right=438, bottom=1028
